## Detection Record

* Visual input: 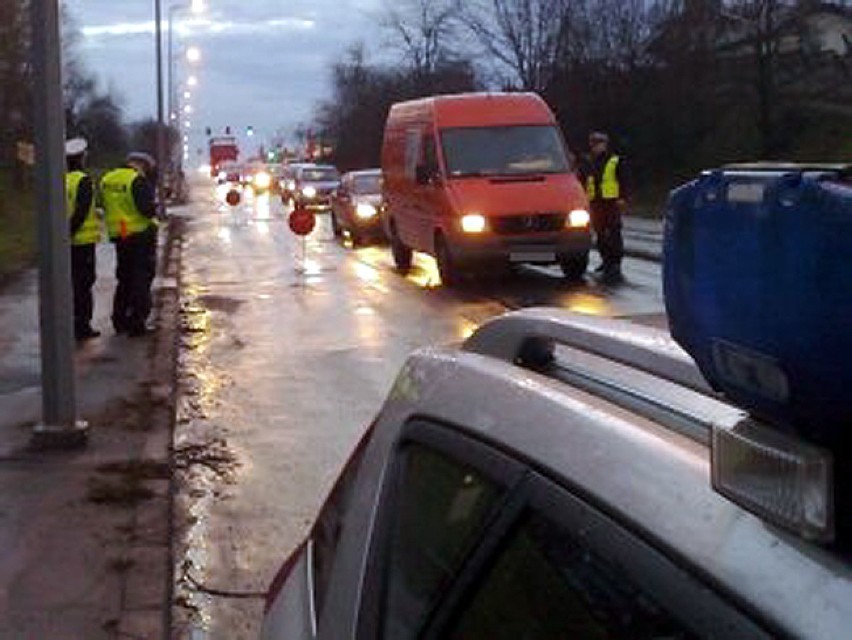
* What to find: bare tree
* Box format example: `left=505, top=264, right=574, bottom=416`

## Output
left=459, top=0, right=578, bottom=91
left=381, top=0, right=460, bottom=81
left=721, top=0, right=790, bottom=154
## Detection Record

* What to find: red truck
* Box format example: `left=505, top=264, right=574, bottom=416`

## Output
left=209, top=136, right=239, bottom=177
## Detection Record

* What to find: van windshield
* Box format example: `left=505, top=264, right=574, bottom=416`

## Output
left=441, top=125, right=570, bottom=178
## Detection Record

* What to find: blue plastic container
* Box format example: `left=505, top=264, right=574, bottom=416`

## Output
left=664, top=167, right=852, bottom=444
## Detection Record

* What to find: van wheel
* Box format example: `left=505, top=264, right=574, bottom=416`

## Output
left=390, top=223, right=412, bottom=272
left=435, top=235, right=460, bottom=287
left=559, top=252, right=589, bottom=281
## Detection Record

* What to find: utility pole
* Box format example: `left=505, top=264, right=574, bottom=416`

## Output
left=155, top=0, right=167, bottom=202
left=30, top=0, right=87, bottom=448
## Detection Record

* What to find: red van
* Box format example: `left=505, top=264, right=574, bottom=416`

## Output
left=381, top=92, right=591, bottom=284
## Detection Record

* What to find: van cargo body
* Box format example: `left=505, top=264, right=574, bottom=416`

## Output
left=382, top=93, right=591, bottom=283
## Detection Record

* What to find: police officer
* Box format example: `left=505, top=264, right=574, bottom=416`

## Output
left=582, top=132, right=630, bottom=281
left=65, top=138, right=102, bottom=341
left=100, top=153, right=159, bottom=337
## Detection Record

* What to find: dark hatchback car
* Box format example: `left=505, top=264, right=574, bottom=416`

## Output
left=261, top=307, right=852, bottom=640
left=330, top=169, right=385, bottom=246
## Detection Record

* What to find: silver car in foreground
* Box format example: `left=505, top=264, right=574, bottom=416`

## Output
left=261, top=307, right=852, bottom=639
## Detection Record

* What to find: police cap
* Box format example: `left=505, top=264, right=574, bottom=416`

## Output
left=65, top=137, right=88, bottom=157
left=589, top=131, right=609, bottom=145
left=125, top=152, right=157, bottom=174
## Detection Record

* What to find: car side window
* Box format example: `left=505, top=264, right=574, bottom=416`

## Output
left=444, top=510, right=697, bottom=640
left=381, top=443, right=502, bottom=640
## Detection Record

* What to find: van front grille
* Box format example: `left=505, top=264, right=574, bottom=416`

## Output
left=491, top=213, right=565, bottom=235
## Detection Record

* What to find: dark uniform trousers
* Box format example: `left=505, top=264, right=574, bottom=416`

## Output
left=590, top=199, right=624, bottom=269
left=112, top=227, right=157, bottom=332
left=71, top=244, right=97, bottom=334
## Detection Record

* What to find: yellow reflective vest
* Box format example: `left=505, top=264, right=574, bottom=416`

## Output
left=100, top=167, right=157, bottom=240
left=66, top=171, right=101, bottom=245
left=586, top=155, right=621, bottom=200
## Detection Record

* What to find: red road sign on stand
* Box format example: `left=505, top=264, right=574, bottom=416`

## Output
left=288, top=207, right=316, bottom=278
left=226, top=189, right=241, bottom=207
left=288, top=207, right=316, bottom=236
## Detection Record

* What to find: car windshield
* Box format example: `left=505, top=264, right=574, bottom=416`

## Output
left=441, top=125, right=570, bottom=178
left=301, top=168, right=339, bottom=182
left=351, top=174, right=382, bottom=194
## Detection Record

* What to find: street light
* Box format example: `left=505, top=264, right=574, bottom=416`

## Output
left=166, top=1, right=205, bottom=174
left=186, top=46, right=201, bottom=63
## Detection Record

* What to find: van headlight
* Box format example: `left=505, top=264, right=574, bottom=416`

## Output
left=567, top=209, right=590, bottom=228
left=287, top=180, right=296, bottom=191
left=355, top=203, right=378, bottom=219
left=302, top=186, right=317, bottom=198
left=461, top=213, right=486, bottom=234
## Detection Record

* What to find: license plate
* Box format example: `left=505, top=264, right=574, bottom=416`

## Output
left=510, top=251, right=556, bottom=263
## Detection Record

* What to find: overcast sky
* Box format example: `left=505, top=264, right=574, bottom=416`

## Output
left=65, top=0, right=386, bottom=162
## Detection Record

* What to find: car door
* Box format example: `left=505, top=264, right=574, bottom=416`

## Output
left=354, top=419, right=527, bottom=640
left=356, top=419, right=773, bottom=640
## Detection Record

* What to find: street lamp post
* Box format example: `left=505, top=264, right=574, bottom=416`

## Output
left=155, top=0, right=166, bottom=206
left=30, top=0, right=86, bottom=448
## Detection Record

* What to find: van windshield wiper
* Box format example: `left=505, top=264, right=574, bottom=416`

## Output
left=449, top=170, right=552, bottom=179
left=448, top=170, right=498, bottom=178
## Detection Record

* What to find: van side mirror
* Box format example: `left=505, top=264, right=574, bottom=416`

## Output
left=416, top=165, right=433, bottom=186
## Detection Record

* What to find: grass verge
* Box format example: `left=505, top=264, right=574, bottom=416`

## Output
left=0, top=170, right=35, bottom=286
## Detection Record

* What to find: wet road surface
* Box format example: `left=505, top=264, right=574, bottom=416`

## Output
left=172, top=182, right=666, bottom=638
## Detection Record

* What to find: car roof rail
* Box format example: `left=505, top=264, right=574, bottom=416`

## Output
left=463, top=307, right=714, bottom=396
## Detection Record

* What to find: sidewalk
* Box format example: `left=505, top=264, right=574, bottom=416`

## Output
left=0, top=222, right=181, bottom=639
left=622, top=216, right=663, bottom=262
